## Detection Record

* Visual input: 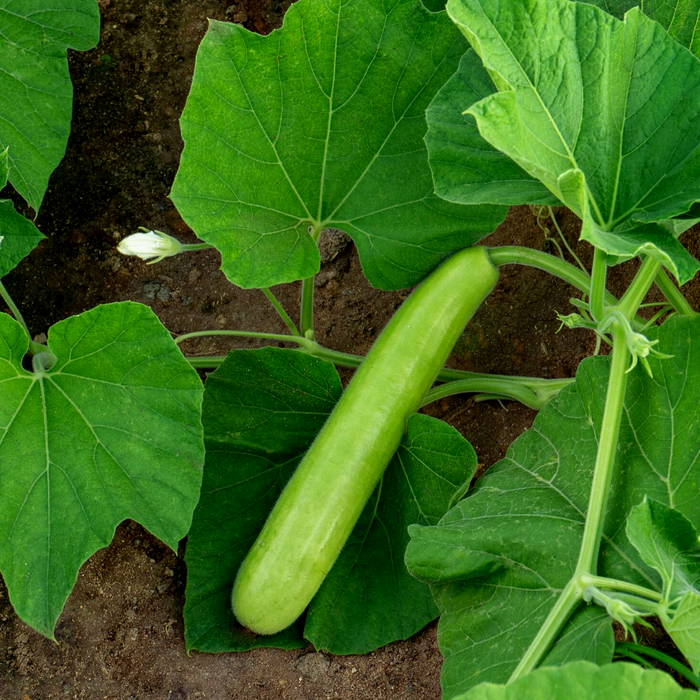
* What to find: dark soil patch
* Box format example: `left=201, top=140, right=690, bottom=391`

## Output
left=1, top=1, right=698, bottom=698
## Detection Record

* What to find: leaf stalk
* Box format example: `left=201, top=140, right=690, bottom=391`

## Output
left=589, top=248, right=608, bottom=321
left=615, top=642, right=700, bottom=689
left=616, top=257, right=662, bottom=320
left=300, top=275, right=315, bottom=339
left=262, top=287, right=300, bottom=336
left=574, top=320, right=630, bottom=574
left=178, top=331, right=572, bottom=408
left=654, top=269, right=697, bottom=317
left=0, top=280, right=44, bottom=355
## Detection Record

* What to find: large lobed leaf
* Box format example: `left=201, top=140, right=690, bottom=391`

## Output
left=0, top=302, right=204, bottom=636
left=0, top=0, right=100, bottom=211
left=452, top=661, right=695, bottom=700
left=0, top=147, right=46, bottom=276
left=406, top=315, right=700, bottom=698
left=426, top=0, right=700, bottom=282
left=0, top=199, right=45, bottom=278
left=170, top=0, right=506, bottom=291
left=183, top=348, right=476, bottom=654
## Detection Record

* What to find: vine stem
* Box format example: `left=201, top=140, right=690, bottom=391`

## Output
left=655, top=269, right=697, bottom=317
left=578, top=574, right=662, bottom=602
left=547, top=206, right=587, bottom=273
left=421, top=376, right=573, bottom=411
left=300, top=224, right=322, bottom=338
left=488, top=246, right=596, bottom=295
left=614, top=646, right=655, bottom=670
left=262, top=288, right=300, bottom=336
left=509, top=578, right=584, bottom=681
left=510, top=320, right=631, bottom=681
left=300, top=276, right=315, bottom=338
left=0, top=280, right=43, bottom=354
left=180, top=242, right=215, bottom=252
left=616, top=257, right=662, bottom=320
left=574, top=321, right=629, bottom=574
left=177, top=330, right=571, bottom=407
left=589, top=248, right=608, bottom=321
left=487, top=247, right=645, bottom=329
left=616, top=643, right=700, bottom=689
left=0, top=280, right=30, bottom=338
left=174, top=330, right=302, bottom=346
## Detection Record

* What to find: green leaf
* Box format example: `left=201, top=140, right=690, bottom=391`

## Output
left=405, top=315, right=700, bottom=698
left=579, top=222, right=700, bottom=284
left=0, top=147, right=7, bottom=189
left=305, top=413, right=477, bottom=654
left=0, top=1, right=100, bottom=211
left=0, top=303, right=205, bottom=636
left=170, top=0, right=506, bottom=290
left=184, top=348, right=476, bottom=653
left=641, top=0, right=700, bottom=55
left=627, top=498, right=700, bottom=671
left=667, top=592, right=700, bottom=673
left=452, top=661, right=695, bottom=700
left=540, top=607, right=614, bottom=668
left=425, top=0, right=700, bottom=212
left=0, top=200, right=45, bottom=277
left=456, top=0, right=700, bottom=221
left=627, top=498, right=700, bottom=601
left=425, top=50, right=558, bottom=207
left=427, top=0, right=700, bottom=282
left=584, top=0, right=700, bottom=56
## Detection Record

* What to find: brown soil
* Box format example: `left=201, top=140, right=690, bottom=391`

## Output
left=1, top=1, right=698, bottom=698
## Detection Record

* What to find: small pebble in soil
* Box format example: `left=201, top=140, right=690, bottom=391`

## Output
left=143, top=281, right=160, bottom=300
left=156, top=285, right=171, bottom=302
left=318, top=228, right=351, bottom=263
left=295, top=652, right=330, bottom=682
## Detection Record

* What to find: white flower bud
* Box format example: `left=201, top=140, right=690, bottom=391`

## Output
left=117, top=230, right=182, bottom=263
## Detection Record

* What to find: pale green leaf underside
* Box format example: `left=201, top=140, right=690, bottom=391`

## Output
left=453, top=0, right=700, bottom=271
left=453, top=661, right=694, bottom=700
left=667, top=592, right=700, bottom=673
left=425, top=49, right=559, bottom=207
left=0, top=1, right=100, bottom=211
left=0, top=199, right=44, bottom=277
left=627, top=499, right=700, bottom=671
left=426, top=0, right=700, bottom=211
left=184, top=348, right=476, bottom=653
left=426, top=0, right=700, bottom=47
left=627, top=498, right=700, bottom=601
left=406, top=315, right=700, bottom=698
left=426, top=0, right=700, bottom=281
left=0, top=302, right=204, bottom=636
left=170, top=0, right=506, bottom=291
left=580, top=223, right=699, bottom=284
